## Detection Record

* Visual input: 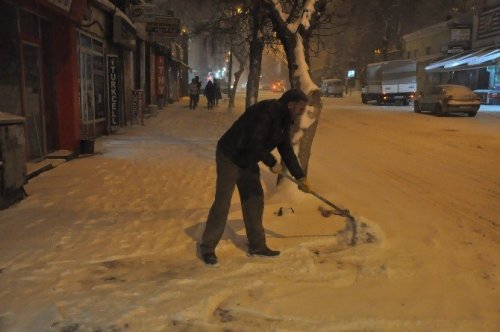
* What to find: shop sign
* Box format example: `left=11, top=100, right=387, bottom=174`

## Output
left=447, top=47, right=464, bottom=54
left=113, top=15, right=136, bottom=50
left=130, top=3, right=157, bottom=23
left=451, top=28, right=471, bottom=42
left=478, top=8, right=500, bottom=40
left=132, top=90, right=144, bottom=125
left=147, top=16, right=181, bottom=43
left=150, top=53, right=156, bottom=98
left=47, top=0, right=72, bottom=11
left=36, top=0, right=86, bottom=21
left=107, top=55, right=121, bottom=127
left=156, top=56, right=166, bottom=95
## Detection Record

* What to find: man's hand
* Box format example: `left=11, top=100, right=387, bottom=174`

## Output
left=297, top=177, right=312, bottom=193
left=270, top=163, right=282, bottom=174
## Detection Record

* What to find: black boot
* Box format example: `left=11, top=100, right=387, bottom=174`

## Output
left=201, top=252, right=218, bottom=265
left=248, top=247, right=280, bottom=257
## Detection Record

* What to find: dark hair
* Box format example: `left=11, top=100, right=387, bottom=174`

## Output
left=279, top=88, right=308, bottom=104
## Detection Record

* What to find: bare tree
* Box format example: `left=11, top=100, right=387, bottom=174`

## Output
left=260, top=0, right=331, bottom=177
left=182, top=1, right=253, bottom=110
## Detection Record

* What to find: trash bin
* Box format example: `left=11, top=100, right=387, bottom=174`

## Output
left=80, top=139, right=95, bottom=154
left=0, top=112, right=27, bottom=209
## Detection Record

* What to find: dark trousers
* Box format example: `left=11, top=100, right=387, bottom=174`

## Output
left=200, top=148, right=266, bottom=254
left=189, top=94, right=198, bottom=109
left=207, top=97, right=215, bottom=109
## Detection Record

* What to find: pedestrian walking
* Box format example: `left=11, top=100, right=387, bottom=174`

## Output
left=214, top=79, right=223, bottom=106
left=199, top=89, right=312, bottom=265
left=204, top=80, right=216, bottom=109
left=194, top=76, right=202, bottom=108
left=188, top=78, right=200, bottom=109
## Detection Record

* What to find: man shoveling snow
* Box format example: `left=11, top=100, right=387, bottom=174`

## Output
left=199, top=89, right=312, bottom=265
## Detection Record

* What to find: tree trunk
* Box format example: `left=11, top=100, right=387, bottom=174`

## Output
left=284, top=34, right=321, bottom=176
left=262, top=0, right=322, bottom=180
left=296, top=90, right=322, bottom=174
left=246, top=3, right=265, bottom=109
left=228, top=56, right=246, bottom=109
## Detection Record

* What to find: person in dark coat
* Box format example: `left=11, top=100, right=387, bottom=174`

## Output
left=188, top=78, right=200, bottom=109
left=204, top=80, right=216, bottom=109
left=199, top=89, right=312, bottom=265
left=194, top=76, right=202, bottom=108
left=214, top=78, right=223, bottom=106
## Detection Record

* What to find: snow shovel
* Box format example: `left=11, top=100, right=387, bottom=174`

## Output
left=282, top=174, right=358, bottom=246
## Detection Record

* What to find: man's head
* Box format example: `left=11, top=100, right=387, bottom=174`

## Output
left=279, top=89, right=309, bottom=121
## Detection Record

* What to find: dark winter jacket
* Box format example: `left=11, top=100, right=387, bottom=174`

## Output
left=204, top=81, right=216, bottom=99
left=217, top=99, right=305, bottom=179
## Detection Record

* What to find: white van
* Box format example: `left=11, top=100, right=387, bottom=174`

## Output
left=321, top=79, right=344, bottom=97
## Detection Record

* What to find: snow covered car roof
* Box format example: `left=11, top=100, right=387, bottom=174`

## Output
left=438, top=84, right=477, bottom=97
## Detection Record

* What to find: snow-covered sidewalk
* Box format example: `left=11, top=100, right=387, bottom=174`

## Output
left=0, top=95, right=498, bottom=331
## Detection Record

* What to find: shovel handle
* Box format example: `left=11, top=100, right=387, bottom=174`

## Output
left=282, top=174, right=351, bottom=217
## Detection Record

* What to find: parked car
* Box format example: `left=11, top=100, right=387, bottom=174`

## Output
left=414, top=84, right=480, bottom=117
left=271, top=80, right=286, bottom=93
left=321, top=78, right=344, bottom=97
left=472, top=89, right=500, bottom=105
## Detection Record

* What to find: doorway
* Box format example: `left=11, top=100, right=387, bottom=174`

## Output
left=21, top=42, right=45, bottom=160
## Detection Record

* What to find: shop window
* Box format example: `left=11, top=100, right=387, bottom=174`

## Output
left=22, top=43, right=44, bottom=160
left=79, top=33, right=91, bottom=49
left=77, top=31, right=105, bottom=139
left=489, top=66, right=500, bottom=89
left=0, top=1, right=21, bottom=115
left=19, top=9, right=39, bottom=39
left=93, top=55, right=105, bottom=119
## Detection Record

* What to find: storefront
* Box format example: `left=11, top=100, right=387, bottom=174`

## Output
left=168, top=40, right=190, bottom=102
left=425, top=46, right=500, bottom=90
left=81, top=1, right=137, bottom=135
left=148, top=43, right=168, bottom=109
left=0, top=0, right=85, bottom=161
left=77, top=31, right=106, bottom=139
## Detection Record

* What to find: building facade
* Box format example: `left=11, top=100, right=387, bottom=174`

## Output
left=0, top=0, right=188, bottom=164
left=423, top=0, right=500, bottom=91
left=0, top=0, right=87, bottom=161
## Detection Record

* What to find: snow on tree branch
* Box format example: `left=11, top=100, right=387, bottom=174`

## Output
left=294, top=34, right=318, bottom=94
left=270, top=0, right=318, bottom=33
left=272, top=0, right=289, bottom=22
left=300, top=0, right=318, bottom=29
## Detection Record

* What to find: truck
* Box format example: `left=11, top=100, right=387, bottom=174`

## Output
left=361, top=59, right=417, bottom=105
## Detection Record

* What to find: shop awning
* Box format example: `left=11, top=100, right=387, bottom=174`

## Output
left=425, top=46, right=500, bottom=72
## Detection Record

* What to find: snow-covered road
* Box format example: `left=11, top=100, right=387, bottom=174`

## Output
left=0, top=92, right=498, bottom=331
